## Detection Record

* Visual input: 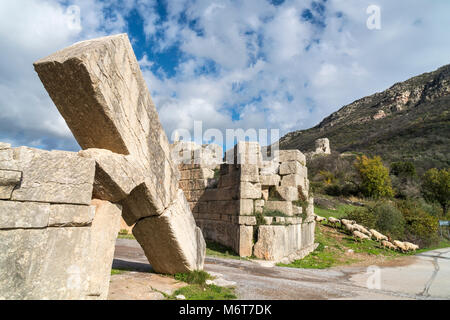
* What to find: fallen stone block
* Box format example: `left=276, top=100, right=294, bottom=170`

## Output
left=254, top=225, right=302, bottom=261
left=132, top=190, right=206, bottom=274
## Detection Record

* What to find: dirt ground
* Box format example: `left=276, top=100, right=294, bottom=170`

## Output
left=109, top=238, right=450, bottom=300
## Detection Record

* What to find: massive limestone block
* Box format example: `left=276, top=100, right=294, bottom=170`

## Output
left=34, top=34, right=206, bottom=273
left=132, top=190, right=206, bottom=274
left=0, top=201, right=50, bottom=229
left=10, top=147, right=95, bottom=205
left=87, top=200, right=122, bottom=299
left=253, top=225, right=302, bottom=261
left=0, top=200, right=121, bottom=300
left=34, top=34, right=178, bottom=219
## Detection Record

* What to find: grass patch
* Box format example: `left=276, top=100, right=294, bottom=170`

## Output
left=111, top=269, right=125, bottom=275
left=174, top=270, right=211, bottom=285
left=314, top=204, right=359, bottom=219
left=117, top=230, right=135, bottom=240
left=169, top=284, right=236, bottom=300
left=170, top=270, right=237, bottom=300
left=206, top=240, right=246, bottom=260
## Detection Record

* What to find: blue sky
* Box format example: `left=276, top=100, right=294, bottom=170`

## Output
left=0, top=0, right=449, bottom=151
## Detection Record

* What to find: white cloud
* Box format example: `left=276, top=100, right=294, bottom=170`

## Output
left=1, top=0, right=450, bottom=151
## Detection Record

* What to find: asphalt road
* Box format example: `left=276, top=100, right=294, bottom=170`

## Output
left=112, top=238, right=450, bottom=300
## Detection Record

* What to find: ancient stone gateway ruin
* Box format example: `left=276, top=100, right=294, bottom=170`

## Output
left=0, top=33, right=316, bottom=299
left=172, top=141, right=317, bottom=263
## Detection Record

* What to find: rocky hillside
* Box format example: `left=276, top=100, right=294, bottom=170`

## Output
left=279, top=64, right=450, bottom=173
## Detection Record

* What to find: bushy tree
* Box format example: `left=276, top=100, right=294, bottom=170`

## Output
left=390, top=161, right=416, bottom=178
left=354, top=155, right=394, bottom=199
left=421, top=168, right=450, bottom=216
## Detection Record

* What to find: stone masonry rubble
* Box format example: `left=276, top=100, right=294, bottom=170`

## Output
left=33, top=34, right=206, bottom=274
left=172, top=141, right=317, bottom=263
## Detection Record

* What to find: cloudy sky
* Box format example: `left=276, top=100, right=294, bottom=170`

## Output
left=0, top=0, right=449, bottom=151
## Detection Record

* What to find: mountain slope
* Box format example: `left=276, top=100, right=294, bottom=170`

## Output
left=279, top=64, right=450, bottom=172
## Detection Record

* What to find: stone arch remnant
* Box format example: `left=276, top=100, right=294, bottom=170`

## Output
left=33, top=34, right=206, bottom=275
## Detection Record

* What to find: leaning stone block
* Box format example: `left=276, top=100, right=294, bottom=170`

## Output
left=0, top=201, right=50, bottom=229
left=87, top=200, right=122, bottom=299
left=79, top=149, right=146, bottom=202
left=120, top=178, right=167, bottom=226
left=264, top=201, right=293, bottom=216
left=132, top=190, right=206, bottom=274
left=240, top=182, right=262, bottom=199
left=0, top=170, right=21, bottom=200
left=10, top=147, right=95, bottom=205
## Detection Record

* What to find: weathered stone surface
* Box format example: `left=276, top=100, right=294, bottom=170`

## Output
left=264, top=201, right=293, bottom=216
left=279, top=161, right=307, bottom=176
left=34, top=34, right=179, bottom=208
left=0, top=201, right=50, bottom=229
left=238, top=226, right=254, bottom=257
left=0, top=170, right=21, bottom=199
left=261, top=189, right=269, bottom=201
left=278, top=150, right=306, bottom=165
left=78, top=149, right=145, bottom=202
left=281, top=174, right=306, bottom=187
left=227, top=141, right=262, bottom=165
left=260, top=160, right=279, bottom=176
left=260, top=174, right=280, bottom=186
left=132, top=190, right=206, bottom=274
left=0, top=227, right=92, bottom=300
left=0, top=143, right=11, bottom=150
left=276, top=186, right=299, bottom=202
left=240, top=182, right=262, bottom=199
left=239, top=199, right=254, bottom=215
left=236, top=216, right=257, bottom=226
left=34, top=34, right=206, bottom=274
left=10, top=147, right=95, bottom=205
left=48, top=204, right=95, bottom=227
left=254, top=225, right=302, bottom=261
left=87, top=200, right=122, bottom=299
left=240, top=164, right=260, bottom=182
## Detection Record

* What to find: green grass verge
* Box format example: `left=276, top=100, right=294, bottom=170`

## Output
left=314, top=204, right=359, bottom=219
left=170, top=270, right=237, bottom=300
left=169, top=284, right=236, bottom=300
left=117, top=233, right=135, bottom=240
left=206, top=240, right=247, bottom=260
left=111, top=268, right=125, bottom=275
